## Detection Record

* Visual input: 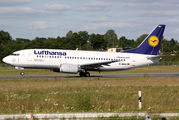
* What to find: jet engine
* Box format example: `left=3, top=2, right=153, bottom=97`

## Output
left=59, top=63, right=78, bottom=74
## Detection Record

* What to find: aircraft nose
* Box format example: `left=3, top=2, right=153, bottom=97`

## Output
left=2, top=56, right=9, bottom=64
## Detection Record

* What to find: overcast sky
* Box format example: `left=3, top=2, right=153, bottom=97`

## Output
left=0, top=0, right=179, bottom=40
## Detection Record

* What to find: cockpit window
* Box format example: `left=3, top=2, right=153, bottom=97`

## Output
left=11, top=53, right=20, bottom=56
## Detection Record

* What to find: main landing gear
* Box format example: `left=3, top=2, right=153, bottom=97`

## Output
left=79, top=71, right=90, bottom=77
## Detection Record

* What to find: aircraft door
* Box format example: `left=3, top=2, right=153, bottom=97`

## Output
left=27, top=52, right=32, bottom=61
left=131, top=57, right=136, bottom=66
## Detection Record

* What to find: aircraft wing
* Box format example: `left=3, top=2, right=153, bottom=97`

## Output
left=80, top=60, right=118, bottom=69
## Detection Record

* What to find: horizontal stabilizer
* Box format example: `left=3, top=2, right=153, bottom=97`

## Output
left=147, top=54, right=175, bottom=59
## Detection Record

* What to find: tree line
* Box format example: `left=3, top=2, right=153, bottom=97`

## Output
left=0, top=30, right=179, bottom=62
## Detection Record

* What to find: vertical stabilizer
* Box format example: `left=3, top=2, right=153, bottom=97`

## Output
left=122, top=24, right=165, bottom=55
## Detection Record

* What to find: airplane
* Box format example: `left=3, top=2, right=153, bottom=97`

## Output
left=3, top=24, right=167, bottom=77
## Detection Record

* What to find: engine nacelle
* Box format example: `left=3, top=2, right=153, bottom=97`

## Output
left=59, top=63, right=78, bottom=74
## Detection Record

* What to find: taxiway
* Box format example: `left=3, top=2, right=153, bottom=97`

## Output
left=0, top=72, right=179, bottom=79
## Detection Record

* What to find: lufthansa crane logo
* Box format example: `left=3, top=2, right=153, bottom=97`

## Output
left=148, top=35, right=159, bottom=47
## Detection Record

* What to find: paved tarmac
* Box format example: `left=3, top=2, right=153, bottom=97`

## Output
left=0, top=72, right=179, bottom=79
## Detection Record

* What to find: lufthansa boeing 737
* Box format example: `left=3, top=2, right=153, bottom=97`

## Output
left=3, top=24, right=166, bottom=77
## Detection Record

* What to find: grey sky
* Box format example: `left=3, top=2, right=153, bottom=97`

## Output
left=0, top=0, right=179, bottom=40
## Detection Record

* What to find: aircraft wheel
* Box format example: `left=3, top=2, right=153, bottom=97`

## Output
left=85, top=72, right=90, bottom=77
left=20, top=72, right=25, bottom=76
left=79, top=71, right=85, bottom=77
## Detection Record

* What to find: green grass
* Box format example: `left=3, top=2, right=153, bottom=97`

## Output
left=0, top=65, right=179, bottom=119
left=0, top=77, right=179, bottom=114
left=0, top=66, right=179, bottom=76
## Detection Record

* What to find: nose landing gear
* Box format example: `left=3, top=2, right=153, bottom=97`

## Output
left=15, top=66, right=25, bottom=76
left=20, top=71, right=25, bottom=76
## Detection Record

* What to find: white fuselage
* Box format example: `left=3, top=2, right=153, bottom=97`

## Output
left=3, top=49, right=160, bottom=72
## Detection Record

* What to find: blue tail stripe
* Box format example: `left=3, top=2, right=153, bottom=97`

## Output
left=122, top=24, right=165, bottom=55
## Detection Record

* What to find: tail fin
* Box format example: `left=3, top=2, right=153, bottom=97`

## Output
left=122, top=24, right=165, bottom=55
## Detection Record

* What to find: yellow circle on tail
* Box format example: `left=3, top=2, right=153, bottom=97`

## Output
left=148, top=35, right=159, bottom=47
